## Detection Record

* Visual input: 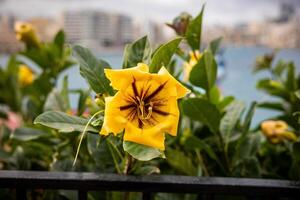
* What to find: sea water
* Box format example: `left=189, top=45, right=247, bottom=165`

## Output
left=1, top=46, right=300, bottom=126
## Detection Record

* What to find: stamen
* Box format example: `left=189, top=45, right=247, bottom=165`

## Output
left=145, top=106, right=152, bottom=119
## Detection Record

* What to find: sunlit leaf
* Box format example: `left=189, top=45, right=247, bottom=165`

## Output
left=189, top=50, right=217, bottom=95
left=12, top=127, right=48, bottom=141
left=122, top=36, right=151, bottom=68
left=123, top=141, right=164, bottom=161
left=209, top=37, right=222, bottom=55
left=34, top=111, right=98, bottom=133
left=73, top=45, right=113, bottom=95
left=149, top=37, right=182, bottom=72
left=220, top=101, right=245, bottom=144
left=181, top=98, right=220, bottom=134
left=166, top=148, right=197, bottom=176
left=185, top=5, right=205, bottom=50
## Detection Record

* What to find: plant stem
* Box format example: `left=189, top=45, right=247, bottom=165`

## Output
left=217, top=131, right=230, bottom=175
left=73, top=110, right=104, bottom=166
left=123, top=153, right=133, bottom=200
left=196, top=150, right=209, bottom=176
left=123, top=153, right=133, bottom=175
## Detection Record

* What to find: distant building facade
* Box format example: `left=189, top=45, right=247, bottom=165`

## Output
left=0, top=15, right=21, bottom=53
left=62, top=10, right=134, bottom=50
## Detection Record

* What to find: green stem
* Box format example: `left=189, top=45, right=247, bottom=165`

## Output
left=123, top=154, right=133, bottom=200
left=107, top=139, right=123, bottom=160
left=73, top=110, right=104, bottom=166
left=123, top=153, right=133, bottom=175
left=217, top=131, right=230, bottom=175
left=107, top=141, right=122, bottom=174
left=196, top=150, right=209, bottom=176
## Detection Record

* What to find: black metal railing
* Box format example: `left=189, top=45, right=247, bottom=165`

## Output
left=0, top=170, right=299, bottom=200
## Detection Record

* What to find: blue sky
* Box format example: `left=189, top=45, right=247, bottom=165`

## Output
left=0, top=0, right=299, bottom=25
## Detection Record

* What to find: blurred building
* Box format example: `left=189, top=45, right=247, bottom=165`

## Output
left=62, top=10, right=134, bottom=50
left=27, top=18, right=61, bottom=42
left=0, top=15, right=21, bottom=53
left=116, top=15, right=133, bottom=45
left=203, top=3, right=300, bottom=49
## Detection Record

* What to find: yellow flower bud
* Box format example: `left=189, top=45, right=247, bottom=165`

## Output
left=18, top=65, right=35, bottom=87
left=261, top=120, right=298, bottom=144
left=14, top=22, right=41, bottom=48
left=280, top=131, right=298, bottom=142
left=183, top=50, right=202, bottom=81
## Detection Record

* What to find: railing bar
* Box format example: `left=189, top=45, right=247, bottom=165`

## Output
left=142, top=192, right=152, bottom=200
left=78, top=190, right=87, bottom=200
left=0, top=170, right=298, bottom=197
left=16, top=188, right=27, bottom=200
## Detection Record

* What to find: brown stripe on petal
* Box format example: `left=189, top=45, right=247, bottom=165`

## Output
left=141, top=85, right=151, bottom=99
left=138, top=119, right=143, bottom=129
left=152, top=109, right=169, bottom=116
left=131, top=78, right=139, bottom=97
left=120, top=104, right=136, bottom=110
left=125, top=108, right=136, bottom=121
left=144, top=81, right=168, bottom=102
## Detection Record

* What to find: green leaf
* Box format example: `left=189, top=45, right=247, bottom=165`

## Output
left=209, top=37, right=222, bottom=55
left=123, top=141, right=164, bottom=161
left=241, top=102, right=256, bottom=135
left=61, top=75, right=71, bottom=111
left=72, top=45, right=113, bottom=95
left=34, top=111, right=98, bottom=133
left=183, top=134, right=219, bottom=162
left=295, top=90, right=300, bottom=100
left=232, top=157, right=261, bottom=178
left=209, top=85, right=221, bottom=105
left=293, top=142, right=300, bottom=161
left=220, top=101, right=245, bottom=143
left=257, top=101, right=285, bottom=111
left=285, top=62, right=297, bottom=91
left=76, top=89, right=91, bottom=116
left=256, top=79, right=288, bottom=99
left=87, top=134, right=117, bottom=170
left=12, top=127, right=48, bottom=141
left=185, top=5, right=205, bottom=50
left=166, top=148, right=197, bottom=176
left=217, top=96, right=235, bottom=111
left=189, top=50, right=217, bottom=94
left=235, top=133, right=261, bottom=161
left=149, top=37, right=182, bottom=72
left=236, top=102, right=256, bottom=154
left=273, top=59, right=288, bottom=77
left=44, top=89, right=67, bottom=112
left=122, top=36, right=151, bottom=68
left=54, top=30, right=65, bottom=48
left=289, top=160, right=300, bottom=180
left=181, top=98, right=220, bottom=134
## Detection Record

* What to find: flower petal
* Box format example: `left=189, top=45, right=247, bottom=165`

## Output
left=158, top=67, right=190, bottom=98
left=124, top=124, right=165, bottom=150
left=104, top=63, right=150, bottom=91
left=100, top=96, right=127, bottom=136
left=164, top=98, right=180, bottom=136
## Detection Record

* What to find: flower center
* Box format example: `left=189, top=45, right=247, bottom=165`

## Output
left=119, top=79, right=170, bottom=129
left=136, top=96, right=153, bottom=121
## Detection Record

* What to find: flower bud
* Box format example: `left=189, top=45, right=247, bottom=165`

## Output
left=167, top=12, right=192, bottom=36
left=18, top=65, right=35, bottom=87
left=14, top=22, right=41, bottom=49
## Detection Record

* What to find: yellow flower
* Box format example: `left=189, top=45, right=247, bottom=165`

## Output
left=183, top=50, right=202, bottom=81
left=100, top=63, right=190, bottom=150
left=18, top=65, right=35, bottom=87
left=261, top=120, right=298, bottom=144
left=14, top=22, right=41, bottom=48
